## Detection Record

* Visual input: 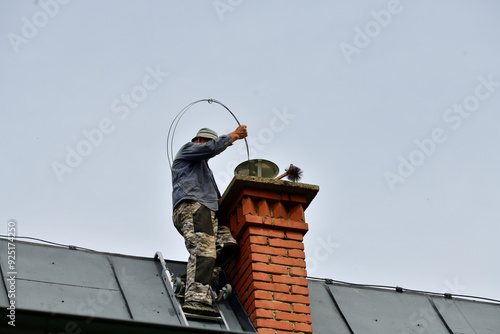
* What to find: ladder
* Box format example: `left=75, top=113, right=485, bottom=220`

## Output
left=154, top=251, right=231, bottom=329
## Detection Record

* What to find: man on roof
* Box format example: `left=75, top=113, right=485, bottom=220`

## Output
left=171, top=125, right=248, bottom=316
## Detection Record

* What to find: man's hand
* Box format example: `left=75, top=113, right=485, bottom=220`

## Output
left=228, top=125, right=248, bottom=145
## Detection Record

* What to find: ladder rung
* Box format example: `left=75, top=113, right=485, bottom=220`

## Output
left=184, top=312, right=224, bottom=322
left=155, top=251, right=229, bottom=329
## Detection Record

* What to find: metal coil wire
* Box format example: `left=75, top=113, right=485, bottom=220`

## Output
left=166, top=98, right=250, bottom=170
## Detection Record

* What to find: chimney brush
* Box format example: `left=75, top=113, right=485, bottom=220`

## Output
left=275, top=164, right=302, bottom=182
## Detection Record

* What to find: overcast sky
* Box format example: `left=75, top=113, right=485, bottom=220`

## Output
left=1, top=0, right=499, bottom=302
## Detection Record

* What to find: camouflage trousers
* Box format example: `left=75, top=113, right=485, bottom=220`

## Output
left=173, top=200, right=238, bottom=305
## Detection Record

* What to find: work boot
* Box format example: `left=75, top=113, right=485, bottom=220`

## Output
left=182, top=301, right=220, bottom=317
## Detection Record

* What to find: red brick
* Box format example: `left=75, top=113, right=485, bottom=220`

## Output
left=250, top=244, right=288, bottom=257
left=253, top=263, right=289, bottom=275
left=240, top=228, right=253, bottom=244
left=242, top=188, right=280, bottom=201
left=294, top=323, right=313, bottom=333
left=242, top=197, right=256, bottom=215
left=275, top=311, right=312, bottom=323
left=236, top=248, right=251, bottom=266
left=271, top=256, right=306, bottom=268
left=251, top=308, right=274, bottom=320
left=253, top=290, right=273, bottom=300
left=289, top=267, right=308, bottom=277
left=243, top=292, right=256, bottom=310
left=239, top=233, right=250, bottom=248
left=251, top=281, right=290, bottom=293
left=254, top=319, right=294, bottom=331
left=233, top=214, right=264, bottom=238
left=244, top=289, right=275, bottom=310
left=225, top=257, right=236, bottom=273
left=273, top=202, right=287, bottom=219
left=228, top=262, right=245, bottom=283
left=285, top=231, right=303, bottom=241
left=251, top=272, right=272, bottom=282
left=244, top=215, right=264, bottom=224
left=263, top=217, right=274, bottom=226
left=229, top=214, right=238, bottom=234
left=242, top=246, right=255, bottom=263
left=273, top=220, right=309, bottom=234
left=289, top=194, right=307, bottom=204
left=241, top=230, right=269, bottom=248
left=246, top=300, right=256, bottom=315
left=289, top=204, right=305, bottom=222
left=291, top=285, right=309, bottom=295
left=235, top=271, right=253, bottom=294
left=236, top=272, right=273, bottom=297
left=236, top=256, right=253, bottom=277
left=256, top=329, right=275, bottom=334
left=237, top=256, right=270, bottom=283
left=234, top=267, right=272, bottom=291
left=257, top=200, right=271, bottom=217
left=234, top=263, right=255, bottom=292
left=233, top=263, right=250, bottom=285
left=287, top=249, right=306, bottom=259
left=274, top=293, right=310, bottom=304
left=280, top=193, right=290, bottom=202
left=237, top=206, right=245, bottom=224
left=292, top=304, right=311, bottom=314
left=272, top=276, right=308, bottom=287
left=248, top=235, right=268, bottom=246
left=268, top=239, right=304, bottom=250
left=240, top=245, right=255, bottom=261
left=254, top=300, right=291, bottom=312
left=248, top=226, right=285, bottom=239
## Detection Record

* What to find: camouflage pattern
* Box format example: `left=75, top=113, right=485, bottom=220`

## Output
left=173, top=200, right=237, bottom=305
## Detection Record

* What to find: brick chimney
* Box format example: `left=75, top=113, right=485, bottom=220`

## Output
left=219, top=175, right=319, bottom=334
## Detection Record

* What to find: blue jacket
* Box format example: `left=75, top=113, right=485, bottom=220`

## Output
left=171, top=135, right=232, bottom=212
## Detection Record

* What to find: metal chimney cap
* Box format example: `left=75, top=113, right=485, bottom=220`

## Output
left=234, top=159, right=279, bottom=178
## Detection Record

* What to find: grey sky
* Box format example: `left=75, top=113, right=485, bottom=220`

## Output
left=1, top=0, right=499, bottom=302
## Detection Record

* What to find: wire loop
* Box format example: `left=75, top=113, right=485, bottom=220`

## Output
left=166, top=99, right=250, bottom=170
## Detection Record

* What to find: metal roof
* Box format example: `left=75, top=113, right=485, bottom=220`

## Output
left=1, top=237, right=499, bottom=333
left=308, top=278, right=500, bottom=334
left=0, top=238, right=255, bottom=333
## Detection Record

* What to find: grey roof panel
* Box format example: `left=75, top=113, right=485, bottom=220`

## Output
left=0, top=239, right=255, bottom=333
left=106, top=254, right=180, bottom=325
left=432, top=297, right=500, bottom=334
left=0, top=239, right=118, bottom=289
left=329, top=283, right=450, bottom=334
left=308, top=279, right=352, bottom=334
left=15, top=279, right=131, bottom=318
left=308, top=279, right=500, bottom=334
